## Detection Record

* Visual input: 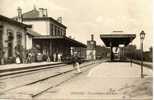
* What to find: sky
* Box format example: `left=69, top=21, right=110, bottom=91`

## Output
left=0, top=0, right=153, bottom=51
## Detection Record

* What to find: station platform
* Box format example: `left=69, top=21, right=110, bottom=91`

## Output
left=34, top=62, right=152, bottom=99
left=0, top=62, right=61, bottom=71
left=132, top=60, right=153, bottom=69
left=0, top=59, right=152, bottom=71
left=0, top=61, right=152, bottom=99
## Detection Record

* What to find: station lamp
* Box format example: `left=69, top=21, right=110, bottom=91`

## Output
left=140, top=30, right=145, bottom=78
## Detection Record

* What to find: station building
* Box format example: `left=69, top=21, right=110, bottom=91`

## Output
left=0, top=15, right=33, bottom=64
left=13, top=7, right=87, bottom=61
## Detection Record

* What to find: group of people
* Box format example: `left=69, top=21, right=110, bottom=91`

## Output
left=53, top=53, right=62, bottom=62
left=15, top=51, right=63, bottom=64
left=15, top=50, right=33, bottom=64
left=26, top=51, right=33, bottom=63
left=15, top=50, right=82, bottom=73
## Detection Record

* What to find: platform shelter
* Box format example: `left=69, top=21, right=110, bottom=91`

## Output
left=100, top=33, right=136, bottom=61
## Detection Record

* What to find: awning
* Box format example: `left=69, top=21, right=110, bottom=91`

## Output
left=63, top=36, right=87, bottom=47
left=27, top=29, right=42, bottom=37
left=100, top=34, right=136, bottom=47
left=33, top=36, right=87, bottom=48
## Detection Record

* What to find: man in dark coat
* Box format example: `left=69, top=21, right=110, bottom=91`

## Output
left=72, top=53, right=81, bottom=73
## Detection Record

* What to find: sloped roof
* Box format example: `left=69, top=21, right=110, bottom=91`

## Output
left=23, top=17, right=67, bottom=28
left=22, top=9, right=39, bottom=18
left=33, top=35, right=87, bottom=47
left=13, top=8, right=67, bottom=28
left=64, top=36, right=87, bottom=47
left=100, top=34, right=136, bottom=47
left=27, top=29, right=42, bottom=37
left=0, top=14, right=31, bottom=28
left=13, top=9, right=39, bottom=19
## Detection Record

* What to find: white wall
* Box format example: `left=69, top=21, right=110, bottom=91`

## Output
left=26, top=35, right=32, bottom=50
left=86, top=50, right=96, bottom=60
left=24, top=20, right=50, bottom=35
left=2, top=22, right=26, bottom=58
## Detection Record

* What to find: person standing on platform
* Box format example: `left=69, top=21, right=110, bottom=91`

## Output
left=53, top=53, right=56, bottom=62
left=16, top=55, right=21, bottom=64
left=72, top=53, right=81, bottom=73
left=58, top=53, right=61, bottom=62
left=47, top=56, right=51, bottom=62
left=27, top=51, right=32, bottom=63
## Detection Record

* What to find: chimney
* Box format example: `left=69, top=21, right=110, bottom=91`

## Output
left=57, top=17, right=62, bottom=23
left=39, top=8, right=44, bottom=17
left=39, top=8, right=48, bottom=17
left=17, top=7, right=23, bottom=22
left=91, top=34, right=94, bottom=41
left=33, top=4, right=37, bottom=10
left=45, top=9, right=48, bottom=17
left=112, top=31, right=123, bottom=33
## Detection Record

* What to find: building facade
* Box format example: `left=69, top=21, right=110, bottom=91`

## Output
left=13, top=7, right=86, bottom=61
left=0, top=15, right=32, bottom=64
left=13, top=7, right=66, bottom=37
left=86, top=34, right=96, bottom=60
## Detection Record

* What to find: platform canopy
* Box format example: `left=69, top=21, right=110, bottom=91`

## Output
left=63, top=36, right=87, bottom=47
left=33, top=35, right=87, bottom=48
left=100, top=34, right=136, bottom=47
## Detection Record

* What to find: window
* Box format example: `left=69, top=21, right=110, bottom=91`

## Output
left=64, top=29, right=66, bottom=36
left=50, top=24, right=54, bottom=36
left=53, top=25, right=55, bottom=36
left=55, top=26, right=57, bottom=36
left=60, top=29, right=63, bottom=36
left=0, top=25, right=3, bottom=58
left=53, top=25, right=66, bottom=36
left=50, top=24, right=53, bottom=36
left=0, top=25, right=3, bottom=47
left=7, top=30, right=14, bottom=57
left=17, top=32, right=22, bottom=44
left=57, top=27, right=60, bottom=36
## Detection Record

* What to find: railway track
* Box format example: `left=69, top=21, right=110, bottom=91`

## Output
left=0, top=61, right=101, bottom=99
left=0, top=63, right=65, bottom=78
left=0, top=64, right=71, bottom=93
